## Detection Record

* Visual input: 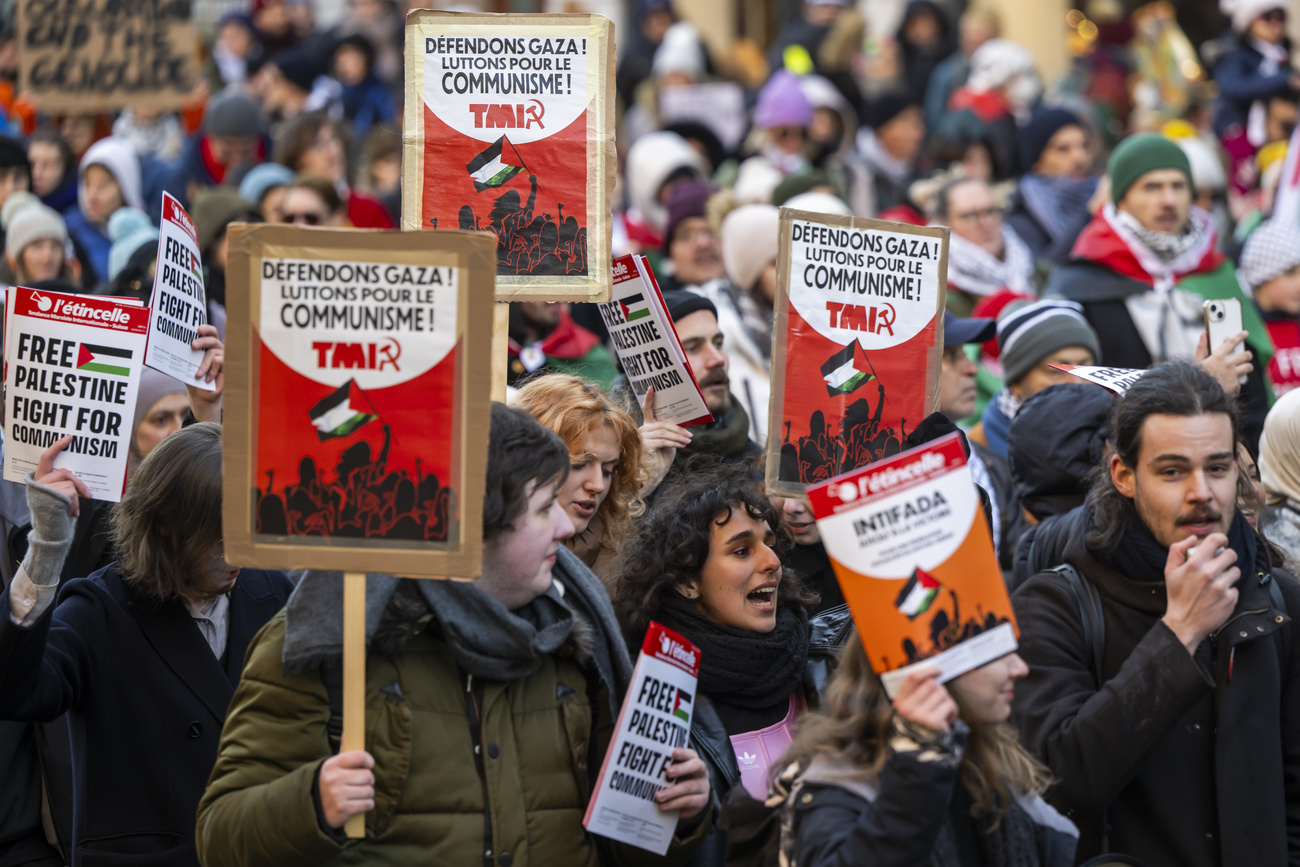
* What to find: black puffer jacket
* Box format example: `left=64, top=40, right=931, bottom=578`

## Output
left=686, top=604, right=854, bottom=867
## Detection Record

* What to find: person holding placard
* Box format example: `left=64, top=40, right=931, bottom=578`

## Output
left=1012, top=361, right=1300, bottom=865
left=765, top=630, right=1076, bottom=866
left=613, top=459, right=847, bottom=861
left=196, top=405, right=712, bottom=866
left=0, top=424, right=294, bottom=867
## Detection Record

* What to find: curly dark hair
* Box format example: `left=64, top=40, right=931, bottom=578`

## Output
left=612, top=455, right=815, bottom=642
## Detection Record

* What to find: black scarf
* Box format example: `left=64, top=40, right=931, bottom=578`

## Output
left=653, top=591, right=810, bottom=709
left=1099, top=508, right=1258, bottom=584
left=682, top=396, right=751, bottom=459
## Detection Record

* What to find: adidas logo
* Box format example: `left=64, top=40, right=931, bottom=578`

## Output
left=738, top=752, right=756, bottom=765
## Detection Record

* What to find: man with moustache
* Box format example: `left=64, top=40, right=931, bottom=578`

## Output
left=1011, top=361, right=1300, bottom=866
left=1043, top=133, right=1270, bottom=450
left=656, top=290, right=763, bottom=474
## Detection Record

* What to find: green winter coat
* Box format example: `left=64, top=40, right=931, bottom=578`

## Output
left=195, top=608, right=710, bottom=867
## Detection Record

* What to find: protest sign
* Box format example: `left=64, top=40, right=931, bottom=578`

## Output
left=144, top=192, right=213, bottom=391
left=222, top=226, right=495, bottom=577
left=17, top=0, right=199, bottom=112
left=585, top=622, right=700, bottom=854
left=403, top=11, right=615, bottom=302
left=658, top=82, right=748, bottom=153
left=3, top=287, right=149, bottom=502
left=767, top=209, right=947, bottom=498
left=1052, top=364, right=1147, bottom=395
left=806, top=432, right=1017, bottom=697
left=597, top=255, right=711, bottom=426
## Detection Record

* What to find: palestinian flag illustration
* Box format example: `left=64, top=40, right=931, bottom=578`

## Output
left=188, top=249, right=203, bottom=284
left=894, top=567, right=941, bottom=620
left=672, top=688, right=693, bottom=722
left=76, top=343, right=131, bottom=377
left=308, top=379, right=379, bottom=441
left=619, top=293, right=652, bottom=322
left=467, top=136, right=525, bottom=193
left=820, top=341, right=875, bottom=397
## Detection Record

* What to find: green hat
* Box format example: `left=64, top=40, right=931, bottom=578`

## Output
left=1107, top=133, right=1192, bottom=204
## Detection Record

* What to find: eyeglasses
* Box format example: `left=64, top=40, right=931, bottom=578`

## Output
left=280, top=212, right=324, bottom=225
left=953, top=206, right=1003, bottom=223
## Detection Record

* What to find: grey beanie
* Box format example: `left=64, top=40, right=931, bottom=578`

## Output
left=205, top=93, right=261, bottom=138
left=997, top=299, right=1101, bottom=385
left=5, top=203, right=68, bottom=260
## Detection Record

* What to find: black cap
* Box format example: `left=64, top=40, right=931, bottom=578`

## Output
left=661, top=289, right=717, bottom=324
left=943, top=311, right=996, bottom=347
left=0, top=136, right=30, bottom=174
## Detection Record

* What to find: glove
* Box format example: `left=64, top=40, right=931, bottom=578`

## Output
left=21, top=474, right=76, bottom=587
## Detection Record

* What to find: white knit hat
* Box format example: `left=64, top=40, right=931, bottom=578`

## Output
left=783, top=190, right=853, bottom=216
left=652, top=22, right=706, bottom=80
left=1240, top=218, right=1300, bottom=294
left=1221, top=0, right=1286, bottom=33
left=5, top=202, right=68, bottom=259
left=721, top=204, right=779, bottom=292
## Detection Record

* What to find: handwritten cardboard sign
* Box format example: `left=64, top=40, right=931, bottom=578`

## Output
left=17, top=0, right=200, bottom=112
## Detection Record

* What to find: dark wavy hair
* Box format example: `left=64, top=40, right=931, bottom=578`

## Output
left=1086, top=360, right=1238, bottom=553
left=483, top=403, right=570, bottom=542
left=612, top=455, right=814, bottom=641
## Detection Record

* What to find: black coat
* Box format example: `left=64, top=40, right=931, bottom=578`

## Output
left=1011, top=530, right=1300, bottom=866
left=0, top=564, right=292, bottom=867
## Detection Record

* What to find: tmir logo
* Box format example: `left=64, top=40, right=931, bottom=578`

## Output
left=469, top=101, right=545, bottom=130
left=657, top=634, right=697, bottom=668
left=312, top=338, right=401, bottom=371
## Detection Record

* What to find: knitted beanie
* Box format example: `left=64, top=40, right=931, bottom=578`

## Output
left=1107, top=133, right=1192, bottom=204
left=5, top=203, right=68, bottom=260
left=662, top=180, right=717, bottom=251
left=238, top=162, right=294, bottom=207
left=1240, top=218, right=1300, bottom=294
left=0, top=136, right=30, bottom=174
left=1222, top=0, right=1286, bottom=33
left=193, top=189, right=257, bottom=254
left=205, top=93, right=262, bottom=138
left=721, top=203, right=779, bottom=292
left=755, top=70, right=814, bottom=130
left=107, top=208, right=159, bottom=281
left=1019, top=107, right=1082, bottom=174
left=997, top=299, right=1101, bottom=385
left=662, top=289, right=717, bottom=325
left=0, top=191, right=40, bottom=230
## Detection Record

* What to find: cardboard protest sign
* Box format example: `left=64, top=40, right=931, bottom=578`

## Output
left=585, top=622, right=700, bottom=854
left=597, top=255, right=711, bottom=426
left=403, top=11, right=616, bottom=302
left=3, top=288, right=149, bottom=502
left=223, top=226, right=495, bottom=577
left=144, top=192, right=213, bottom=391
left=767, top=209, right=947, bottom=497
left=1052, top=364, right=1146, bottom=395
left=17, top=0, right=199, bottom=112
left=658, top=82, right=748, bottom=152
left=806, top=433, right=1017, bottom=697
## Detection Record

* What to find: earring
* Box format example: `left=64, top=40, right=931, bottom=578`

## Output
left=685, top=589, right=699, bottom=599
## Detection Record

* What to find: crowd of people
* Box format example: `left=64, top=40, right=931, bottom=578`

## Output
left=4, top=0, right=1300, bottom=865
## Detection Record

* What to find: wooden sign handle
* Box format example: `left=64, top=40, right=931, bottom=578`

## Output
left=491, top=301, right=510, bottom=403
left=342, top=571, right=367, bottom=839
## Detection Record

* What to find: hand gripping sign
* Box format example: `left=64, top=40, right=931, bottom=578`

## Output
left=404, top=10, right=616, bottom=302
left=585, top=622, right=701, bottom=854
left=767, top=208, right=947, bottom=497
left=4, top=288, right=149, bottom=502
left=806, top=433, right=1018, bottom=697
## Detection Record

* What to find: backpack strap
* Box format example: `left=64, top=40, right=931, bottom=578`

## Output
left=1049, top=563, right=1105, bottom=687
left=322, top=658, right=344, bottom=754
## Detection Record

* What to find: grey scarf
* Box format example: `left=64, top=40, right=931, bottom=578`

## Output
left=281, top=546, right=632, bottom=714
left=1114, top=208, right=1203, bottom=262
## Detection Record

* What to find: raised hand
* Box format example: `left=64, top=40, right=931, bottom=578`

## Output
left=34, top=436, right=89, bottom=518
left=189, top=323, right=224, bottom=423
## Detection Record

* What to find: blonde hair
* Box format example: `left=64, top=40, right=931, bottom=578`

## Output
left=514, top=374, right=647, bottom=534
left=785, top=630, right=1051, bottom=827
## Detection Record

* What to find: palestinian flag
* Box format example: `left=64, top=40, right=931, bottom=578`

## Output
left=467, top=136, right=524, bottom=192
left=672, top=688, right=693, bottom=722
left=188, top=249, right=203, bottom=284
left=820, top=341, right=875, bottom=397
left=619, top=293, right=652, bottom=322
left=76, top=343, right=131, bottom=377
left=895, top=568, right=941, bottom=620
left=308, top=379, right=378, bottom=441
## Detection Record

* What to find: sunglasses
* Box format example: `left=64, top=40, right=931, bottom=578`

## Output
left=280, top=212, right=324, bottom=225
left=1261, top=9, right=1286, bottom=23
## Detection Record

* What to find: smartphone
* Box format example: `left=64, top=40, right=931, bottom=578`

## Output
left=1203, top=298, right=1247, bottom=385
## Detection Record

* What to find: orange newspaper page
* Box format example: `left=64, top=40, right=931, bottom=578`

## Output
left=805, top=432, right=1017, bottom=696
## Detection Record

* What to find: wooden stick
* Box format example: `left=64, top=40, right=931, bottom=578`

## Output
left=341, top=571, right=367, bottom=839
left=490, top=301, right=510, bottom=402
